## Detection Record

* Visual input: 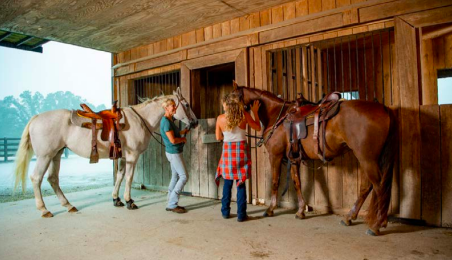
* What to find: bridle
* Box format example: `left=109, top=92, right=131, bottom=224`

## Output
left=235, top=87, right=287, bottom=147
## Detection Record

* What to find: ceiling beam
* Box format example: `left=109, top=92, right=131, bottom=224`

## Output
left=0, top=32, right=12, bottom=42
left=15, top=36, right=34, bottom=46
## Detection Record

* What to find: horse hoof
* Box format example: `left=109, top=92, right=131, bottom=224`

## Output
left=263, top=211, right=273, bottom=217
left=42, top=211, right=53, bottom=218
left=68, top=206, right=78, bottom=213
left=340, top=219, right=351, bottom=226
left=295, top=212, right=305, bottom=219
left=113, top=198, right=124, bottom=207
left=366, top=229, right=380, bottom=236
left=126, top=199, right=138, bottom=210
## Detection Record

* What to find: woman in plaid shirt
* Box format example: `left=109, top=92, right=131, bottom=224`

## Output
left=215, top=92, right=261, bottom=222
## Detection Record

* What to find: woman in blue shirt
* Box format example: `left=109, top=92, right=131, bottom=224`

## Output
left=160, top=98, right=190, bottom=214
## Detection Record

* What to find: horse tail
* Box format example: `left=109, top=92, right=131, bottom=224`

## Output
left=376, top=107, right=398, bottom=226
left=14, top=115, right=37, bottom=193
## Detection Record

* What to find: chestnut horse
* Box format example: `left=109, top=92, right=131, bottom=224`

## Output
left=236, top=86, right=397, bottom=236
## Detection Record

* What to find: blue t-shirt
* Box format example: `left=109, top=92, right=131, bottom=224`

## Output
left=160, top=116, right=184, bottom=154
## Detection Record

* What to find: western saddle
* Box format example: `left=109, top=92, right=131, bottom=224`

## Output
left=283, top=92, right=342, bottom=163
left=76, top=101, right=123, bottom=163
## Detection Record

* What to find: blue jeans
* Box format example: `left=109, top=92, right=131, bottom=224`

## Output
left=221, top=179, right=247, bottom=220
left=165, top=152, right=188, bottom=209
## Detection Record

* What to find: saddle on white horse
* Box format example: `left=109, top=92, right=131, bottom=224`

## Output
left=71, top=101, right=125, bottom=163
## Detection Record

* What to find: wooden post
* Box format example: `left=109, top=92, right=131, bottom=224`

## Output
left=395, top=17, right=421, bottom=220
left=3, top=138, right=7, bottom=162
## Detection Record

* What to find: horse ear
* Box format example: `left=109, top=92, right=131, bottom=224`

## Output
left=233, top=80, right=238, bottom=90
left=176, top=87, right=182, bottom=96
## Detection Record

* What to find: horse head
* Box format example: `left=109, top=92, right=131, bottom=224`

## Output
left=173, top=87, right=198, bottom=129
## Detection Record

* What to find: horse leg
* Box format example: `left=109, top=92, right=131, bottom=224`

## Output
left=123, top=156, right=138, bottom=210
left=30, top=156, right=53, bottom=218
left=360, top=161, right=383, bottom=236
left=341, top=175, right=373, bottom=226
left=112, top=158, right=126, bottom=207
left=47, top=148, right=78, bottom=213
left=290, top=162, right=307, bottom=219
left=264, top=155, right=283, bottom=217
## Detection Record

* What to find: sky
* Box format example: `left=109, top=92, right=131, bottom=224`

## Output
left=0, top=41, right=111, bottom=107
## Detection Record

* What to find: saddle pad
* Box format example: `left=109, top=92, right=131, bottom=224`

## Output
left=71, top=110, right=126, bottom=130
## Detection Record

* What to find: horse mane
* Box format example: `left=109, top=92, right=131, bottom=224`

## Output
left=131, top=94, right=175, bottom=109
left=241, top=87, right=284, bottom=103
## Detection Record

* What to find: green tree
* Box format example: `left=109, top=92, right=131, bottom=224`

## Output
left=0, top=90, right=108, bottom=138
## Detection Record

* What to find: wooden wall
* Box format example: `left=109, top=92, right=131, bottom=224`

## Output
left=113, top=0, right=452, bottom=227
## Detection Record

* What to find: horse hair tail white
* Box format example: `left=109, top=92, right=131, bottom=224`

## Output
left=14, top=115, right=37, bottom=193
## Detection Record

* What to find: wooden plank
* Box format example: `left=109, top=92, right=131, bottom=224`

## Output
left=308, top=0, right=322, bottom=14
left=342, top=152, right=358, bottom=209
left=181, top=31, right=196, bottom=47
left=187, top=36, right=249, bottom=60
left=360, top=0, right=451, bottom=24
left=196, top=28, right=204, bottom=43
left=173, top=36, right=181, bottom=49
left=336, top=0, right=351, bottom=8
left=207, top=118, right=218, bottom=199
left=221, top=21, right=231, bottom=36
left=322, top=0, right=336, bottom=11
left=328, top=156, right=343, bottom=210
left=190, top=119, right=200, bottom=196
left=395, top=17, right=421, bottom=219
left=184, top=49, right=242, bottom=70
left=125, top=51, right=185, bottom=76
left=240, top=16, right=250, bottom=31
left=204, top=26, right=213, bottom=41
left=213, top=23, right=222, bottom=39
left=182, top=129, right=192, bottom=193
left=259, top=13, right=343, bottom=44
left=314, top=160, right=329, bottom=211
left=271, top=5, right=284, bottom=24
left=235, top=49, right=248, bottom=87
left=254, top=47, right=263, bottom=89
left=295, top=0, right=309, bottom=17
left=287, top=49, right=294, bottom=100
left=283, top=2, right=296, bottom=21
left=166, top=38, right=174, bottom=51
left=445, top=33, right=452, bottom=68
left=419, top=105, right=442, bottom=226
left=441, top=105, right=452, bottom=227
left=231, top=18, right=240, bottom=34
left=199, top=119, right=209, bottom=198
left=421, top=38, right=438, bottom=105
left=260, top=9, right=272, bottom=26
left=250, top=12, right=261, bottom=29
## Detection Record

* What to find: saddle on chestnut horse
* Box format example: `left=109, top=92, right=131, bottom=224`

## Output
left=283, top=92, right=342, bottom=163
left=75, top=101, right=124, bottom=163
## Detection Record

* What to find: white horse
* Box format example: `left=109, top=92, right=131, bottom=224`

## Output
left=13, top=88, right=198, bottom=218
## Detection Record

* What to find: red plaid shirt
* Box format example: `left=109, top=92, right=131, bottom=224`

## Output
left=215, top=141, right=251, bottom=187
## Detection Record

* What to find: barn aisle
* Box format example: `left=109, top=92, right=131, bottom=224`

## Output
left=1, top=187, right=451, bottom=260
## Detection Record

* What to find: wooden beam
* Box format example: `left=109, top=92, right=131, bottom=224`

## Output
left=422, top=23, right=452, bottom=40
left=182, top=48, right=243, bottom=70
left=395, top=17, right=421, bottom=220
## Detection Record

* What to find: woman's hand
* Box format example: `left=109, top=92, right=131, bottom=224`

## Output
left=250, top=100, right=260, bottom=113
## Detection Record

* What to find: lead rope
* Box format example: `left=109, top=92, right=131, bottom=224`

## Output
left=129, top=107, right=166, bottom=147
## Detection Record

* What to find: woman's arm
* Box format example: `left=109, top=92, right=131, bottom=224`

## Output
left=244, top=100, right=261, bottom=131
left=165, top=130, right=187, bottom=144
left=215, top=115, right=224, bottom=141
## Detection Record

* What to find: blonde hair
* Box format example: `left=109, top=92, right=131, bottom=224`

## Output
left=224, top=92, right=244, bottom=131
left=161, top=98, right=175, bottom=109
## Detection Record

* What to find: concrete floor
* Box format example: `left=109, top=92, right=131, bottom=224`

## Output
left=1, top=187, right=451, bottom=260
